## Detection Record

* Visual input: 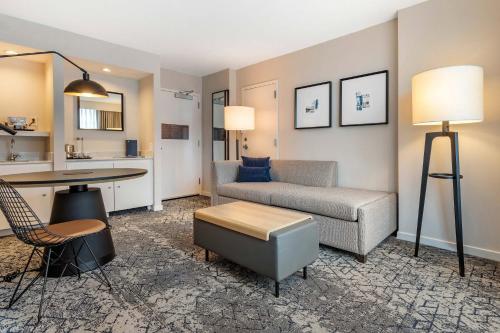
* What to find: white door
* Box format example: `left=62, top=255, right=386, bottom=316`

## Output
left=241, top=81, right=279, bottom=158
left=159, top=90, right=202, bottom=199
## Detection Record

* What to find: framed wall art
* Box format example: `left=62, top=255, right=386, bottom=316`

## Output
left=294, top=81, right=332, bottom=129
left=339, top=70, right=388, bottom=127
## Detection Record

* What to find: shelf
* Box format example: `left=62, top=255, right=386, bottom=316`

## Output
left=0, top=131, right=50, bottom=137
left=429, top=172, right=463, bottom=179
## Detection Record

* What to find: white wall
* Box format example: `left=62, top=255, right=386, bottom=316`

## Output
left=160, top=68, right=202, bottom=94
left=235, top=20, right=398, bottom=192
left=64, top=66, right=141, bottom=156
left=0, top=57, right=49, bottom=158
left=397, top=0, right=500, bottom=260
left=0, top=58, right=47, bottom=130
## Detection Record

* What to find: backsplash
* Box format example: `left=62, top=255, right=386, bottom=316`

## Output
left=0, top=151, right=51, bottom=162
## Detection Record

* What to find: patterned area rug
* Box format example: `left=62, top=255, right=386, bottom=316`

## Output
left=0, top=196, right=498, bottom=332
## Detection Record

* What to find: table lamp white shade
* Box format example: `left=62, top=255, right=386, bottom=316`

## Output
left=412, top=65, right=484, bottom=125
left=224, top=106, right=255, bottom=130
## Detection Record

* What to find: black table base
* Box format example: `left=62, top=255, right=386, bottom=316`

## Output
left=43, top=186, right=116, bottom=277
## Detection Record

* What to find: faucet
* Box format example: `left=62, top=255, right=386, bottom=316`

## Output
left=8, top=138, right=19, bottom=161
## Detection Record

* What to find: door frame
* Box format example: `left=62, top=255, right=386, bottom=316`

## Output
left=159, top=88, right=202, bottom=200
left=240, top=80, right=280, bottom=159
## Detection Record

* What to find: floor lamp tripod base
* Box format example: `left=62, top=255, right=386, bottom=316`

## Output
left=414, top=124, right=465, bottom=277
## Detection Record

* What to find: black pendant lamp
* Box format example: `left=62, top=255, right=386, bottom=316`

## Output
left=64, top=72, right=108, bottom=97
left=0, top=51, right=108, bottom=98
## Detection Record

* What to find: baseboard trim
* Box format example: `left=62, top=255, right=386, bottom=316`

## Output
left=200, top=191, right=211, bottom=197
left=153, top=204, right=163, bottom=211
left=397, top=231, right=500, bottom=262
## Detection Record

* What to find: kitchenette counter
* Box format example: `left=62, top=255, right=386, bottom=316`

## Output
left=0, top=160, right=53, bottom=165
left=66, top=156, right=153, bottom=162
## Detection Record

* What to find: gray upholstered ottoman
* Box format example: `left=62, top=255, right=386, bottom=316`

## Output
left=193, top=202, right=318, bottom=297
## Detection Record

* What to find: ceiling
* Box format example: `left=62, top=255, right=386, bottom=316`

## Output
left=0, top=0, right=426, bottom=76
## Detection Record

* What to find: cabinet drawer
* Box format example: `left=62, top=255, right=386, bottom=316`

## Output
left=113, top=159, right=153, bottom=211
left=0, top=163, right=53, bottom=230
left=18, top=187, right=53, bottom=223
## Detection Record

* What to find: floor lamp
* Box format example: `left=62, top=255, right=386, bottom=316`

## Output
left=224, top=106, right=255, bottom=160
left=412, top=65, right=484, bottom=277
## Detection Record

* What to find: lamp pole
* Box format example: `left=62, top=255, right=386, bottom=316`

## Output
left=0, top=51, right=88, bottom=75
left=0, top=51, right=108, bottom=97
left=413, top=122, right=464, bottom=277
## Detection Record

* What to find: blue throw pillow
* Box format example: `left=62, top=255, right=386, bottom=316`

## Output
left=241, top=156, right=270, bottom=168
left=237, top=166, right=271, bottom=182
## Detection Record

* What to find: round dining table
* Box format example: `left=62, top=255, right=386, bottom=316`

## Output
left=2, top=168, right=147, bottom=277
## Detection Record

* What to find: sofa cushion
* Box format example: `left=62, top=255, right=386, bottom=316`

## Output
left=237, top=166, right=271, bottom=182
left=270, top=186, right=389, bottom=222
left=217, top=182, right=305, bottom=205
left=241, top=156, right=270, bottom=168
left=270, top=160, right=337, bottom=187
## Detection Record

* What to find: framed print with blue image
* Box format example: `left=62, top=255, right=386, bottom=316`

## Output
left=339, top=70, right=388, bottom=127
left=294, top=81, right=332, bottom=129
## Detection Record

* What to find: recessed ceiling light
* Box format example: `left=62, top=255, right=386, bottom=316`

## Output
left=102, top=67, right=111, bottom=72
left=5, top=50, right=18, bottom=55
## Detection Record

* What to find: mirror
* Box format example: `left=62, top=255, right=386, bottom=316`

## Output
left=77, top=91, right=124, bottom=131
left=212, top=90, right=229, bottom=160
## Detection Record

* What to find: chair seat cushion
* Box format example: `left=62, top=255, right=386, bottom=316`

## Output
left=32, top=219, right=106, bottom=244
left=217, top=182, right=304, bottom=205
left=271, top=186, right=390, bottom=222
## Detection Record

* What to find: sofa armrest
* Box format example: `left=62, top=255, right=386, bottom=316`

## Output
left=211, top=161, right=241, bottom=205
left=357, top=193, right=397, bottom=255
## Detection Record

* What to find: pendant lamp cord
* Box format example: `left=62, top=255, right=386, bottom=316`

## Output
left=0, top=51, right=88, bottom=76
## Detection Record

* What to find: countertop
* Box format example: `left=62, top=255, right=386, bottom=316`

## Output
left=0, top=160, right=53, bottom=165
left=0, top=156, right=153, bottom=166
left=66, top=156, right=153, bottom=162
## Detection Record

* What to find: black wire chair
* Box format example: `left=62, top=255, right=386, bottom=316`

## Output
left=0, top=179, right=112, bottom=323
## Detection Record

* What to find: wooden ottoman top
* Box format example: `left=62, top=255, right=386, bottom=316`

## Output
left=194, top=201, right=312, bottom=241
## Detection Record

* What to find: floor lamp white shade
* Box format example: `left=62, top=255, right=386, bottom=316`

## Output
left=224, top=106, right=255, bottom=130
left=412, top=65, right=484, bottom=125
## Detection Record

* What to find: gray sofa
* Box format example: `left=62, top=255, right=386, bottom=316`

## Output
left=211, top=160, right=397, bottom=262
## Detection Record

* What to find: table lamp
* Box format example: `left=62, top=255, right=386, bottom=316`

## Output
left=224, top=106, right=255, bottom=159
left=412, top=65, right=484, bottom=277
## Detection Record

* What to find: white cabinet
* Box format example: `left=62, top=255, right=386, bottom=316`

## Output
left=65, top=158, right=153, bottom=212
left=113, top=159, right=154, bottom=211
left=0, top=163, right=53, bottom=231
left=65, top=161, right=115, bottom=212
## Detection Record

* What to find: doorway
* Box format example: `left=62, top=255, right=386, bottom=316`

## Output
left=159, top=89, right=201, bottom=200
left=240, top=81, right=279, bottom=159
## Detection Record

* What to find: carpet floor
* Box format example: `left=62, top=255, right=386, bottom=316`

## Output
left=0, top=196, right=498, bottom=332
